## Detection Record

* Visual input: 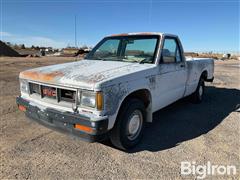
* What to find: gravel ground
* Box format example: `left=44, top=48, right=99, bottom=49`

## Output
left=0, top=57, right=239, bottom=179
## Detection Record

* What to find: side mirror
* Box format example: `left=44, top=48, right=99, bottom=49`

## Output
left=162, top=55, right=175, bottom=63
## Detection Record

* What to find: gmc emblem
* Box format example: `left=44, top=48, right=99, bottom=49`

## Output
left=42, top=87, right=56, bottom=97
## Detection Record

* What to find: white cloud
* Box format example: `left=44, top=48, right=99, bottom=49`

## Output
left=0, top=31, right=13, bottom=37
left=16, top=36, right=67, bottom=48
left=1, top=32, right=67, bottom=48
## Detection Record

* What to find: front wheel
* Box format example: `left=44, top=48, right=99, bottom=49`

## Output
left=110, top=99, right=146, bottom=150
left=191, top=78, right=205, bottom=103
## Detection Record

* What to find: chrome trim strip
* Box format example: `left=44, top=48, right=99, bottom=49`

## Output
left=28, top=80, right=77, bottom=91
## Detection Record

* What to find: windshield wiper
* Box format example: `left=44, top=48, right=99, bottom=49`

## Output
left=120, top=58, right=151, bottom=64
left=91, top=57, right=151, bottom=64
left=139, top=59, right=151, bottom=64
left=93, top=57, right=105, bottom=60
left=91, top=56, right=120, bottom=61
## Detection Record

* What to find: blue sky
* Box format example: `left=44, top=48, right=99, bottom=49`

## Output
left=1, top=0, right=239, bottom=52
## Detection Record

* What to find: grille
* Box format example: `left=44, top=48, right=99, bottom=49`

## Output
left=29, top=82, right=76, bottom=104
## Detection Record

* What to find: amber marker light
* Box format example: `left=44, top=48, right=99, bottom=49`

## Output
left=96, top=91, right=103, bottom=111
left=74, top=124, right=93, bottom=133
left=18, top=105, right=26, bottom=112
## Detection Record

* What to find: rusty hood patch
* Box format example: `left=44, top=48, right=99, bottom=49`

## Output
left=20, top=71, right=64, bottom=82
left=20, top=59, right=155, bottom=89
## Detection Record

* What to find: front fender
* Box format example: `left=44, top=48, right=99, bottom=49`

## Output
left=102, top=78, right=153, bottom=130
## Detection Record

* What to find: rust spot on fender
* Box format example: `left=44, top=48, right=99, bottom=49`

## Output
left=20, top=71, right=64, bottom=82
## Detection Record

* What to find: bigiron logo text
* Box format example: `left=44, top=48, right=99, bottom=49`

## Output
left=180, top=161, right=237, bottom=179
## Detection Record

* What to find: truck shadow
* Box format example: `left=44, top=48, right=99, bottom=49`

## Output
left=128, top=86, right=240, bottom=152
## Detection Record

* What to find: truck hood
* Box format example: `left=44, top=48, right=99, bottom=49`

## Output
left=20, top=59, right=155, bottom=89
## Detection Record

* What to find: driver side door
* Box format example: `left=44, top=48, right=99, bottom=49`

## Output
left=152, top=37, right=187, bottom=111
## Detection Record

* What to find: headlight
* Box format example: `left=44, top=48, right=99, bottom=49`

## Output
left=20, top=79, right=29, bottom=93
left=81, top=91, right=96, bottom=108
left=79, top=90, right=103, bottom=110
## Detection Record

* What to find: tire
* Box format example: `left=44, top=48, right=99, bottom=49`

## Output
left=191, top=78, right=205, bottom=103
left=110, top=98, right=146, bottom=150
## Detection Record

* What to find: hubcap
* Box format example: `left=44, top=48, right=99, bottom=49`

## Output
left=127, top=110, right=143, bottom=140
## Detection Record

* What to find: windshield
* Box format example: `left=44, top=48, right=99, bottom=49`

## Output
left=86, top=35, right=159, bottom=64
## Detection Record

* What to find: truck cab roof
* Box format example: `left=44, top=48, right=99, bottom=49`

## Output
left=108, top=32, right=178, bottom=38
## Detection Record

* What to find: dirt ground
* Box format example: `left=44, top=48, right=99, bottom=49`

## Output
left=0, top=57, right=239, bottom=179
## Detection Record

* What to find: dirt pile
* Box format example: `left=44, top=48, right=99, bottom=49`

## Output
left=0, top=41, right=21, bottom=57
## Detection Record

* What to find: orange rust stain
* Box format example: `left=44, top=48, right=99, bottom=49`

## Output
left=20, top=71, right=64, bottom=82
left=110, top=33, right=129, bottom=37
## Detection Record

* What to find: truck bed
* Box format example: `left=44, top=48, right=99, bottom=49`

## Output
left=184, top=57, right=214, bottom=96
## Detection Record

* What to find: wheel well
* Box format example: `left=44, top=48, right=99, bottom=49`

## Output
left=116, top=89, right=151, bottom=117
left=201, top=70, right=208, bottom=80
left=115, top=89, right=152, bottom=123
left=122, top=89, right=151, bottom=108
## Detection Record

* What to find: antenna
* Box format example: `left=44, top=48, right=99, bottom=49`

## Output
left=74, top=15, right=77, bottom=48
left=74, top=15, right=78, bottom=61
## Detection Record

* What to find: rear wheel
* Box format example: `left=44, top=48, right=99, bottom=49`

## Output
left=191, top=78, right=205, bottom=103
left=110, top=99, right=146, bottom=150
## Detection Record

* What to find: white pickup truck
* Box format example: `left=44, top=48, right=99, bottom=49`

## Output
left=16, top=32, right=214, bottom=150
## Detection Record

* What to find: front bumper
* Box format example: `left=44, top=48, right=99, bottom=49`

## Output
left=16, top=96, right=108, bottom=142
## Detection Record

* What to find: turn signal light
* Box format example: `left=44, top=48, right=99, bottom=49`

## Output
left=18, top=105, right=26, bottom=112
left=74, top=124, right=93, bottom=133
left=96, top=91, right=103, bottom=110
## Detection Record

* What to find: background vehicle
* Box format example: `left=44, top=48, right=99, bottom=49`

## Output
left=16, top=32, right=214, bottom=150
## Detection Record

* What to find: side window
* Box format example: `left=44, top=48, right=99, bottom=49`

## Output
left=162, top=38, right=182, bottom=63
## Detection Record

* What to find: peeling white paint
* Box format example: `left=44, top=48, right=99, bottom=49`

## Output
left=19, top=33, right=214, bottom=130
